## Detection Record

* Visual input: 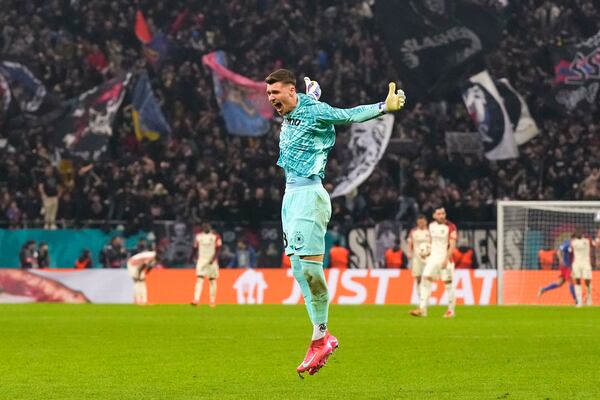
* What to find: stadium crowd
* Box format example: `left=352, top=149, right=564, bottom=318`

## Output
left=0, top=0, right=599, bottom=230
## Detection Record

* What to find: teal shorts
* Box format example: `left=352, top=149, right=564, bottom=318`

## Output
left=281, top=184, right=332, bottom=256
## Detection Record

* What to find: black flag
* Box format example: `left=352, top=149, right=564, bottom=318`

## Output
left=53, top=74, right=131, bottom=160
left=375, top=0, right=503, bottom=100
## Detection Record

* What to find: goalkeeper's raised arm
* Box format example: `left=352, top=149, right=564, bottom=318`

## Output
left=311, top=82, right=406, bottom=125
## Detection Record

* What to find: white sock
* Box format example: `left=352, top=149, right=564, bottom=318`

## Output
left=209, top=279, right=217, bottom=304
left=312, top=323, right=327, bottom=341
left=575, top=284, right=582, bottom=305
left=134, top=281, right=142, bottom=303
left=586, top=283, right=592, bottom=304
left=445, top=281, right=455, bottom=312
left=419, top=279, right=432, bottom=313
left=140, top=281, right=147, bottom=304
left=194, top=278, right=203, bottom=302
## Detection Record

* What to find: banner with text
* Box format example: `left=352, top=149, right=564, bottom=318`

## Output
left=149, top=268, right=498, bottom=305
left=0, top=268, right=498, bottom=305
left=375, top=0, right=503, bottom=100
left=551, top=30, right=600, bottom=112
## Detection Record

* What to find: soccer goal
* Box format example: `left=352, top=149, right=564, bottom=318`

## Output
left=497, top=201, right=600, bottom=305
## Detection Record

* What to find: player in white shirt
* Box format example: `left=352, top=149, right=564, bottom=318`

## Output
left=191, top=223, right=222, bottom=307
left=407, top=215, right=431, bottom=298
left=411, top=206, right=457, bottom=318
left=571, top=229, right=594, bottom=306
left=127, top=249, right=161, bottom=305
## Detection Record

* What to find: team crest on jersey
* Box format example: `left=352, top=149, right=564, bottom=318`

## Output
left=293, top=231, right=305, bottom=250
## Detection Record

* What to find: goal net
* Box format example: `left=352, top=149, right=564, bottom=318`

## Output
left=497, top=201, right=600, bottom=305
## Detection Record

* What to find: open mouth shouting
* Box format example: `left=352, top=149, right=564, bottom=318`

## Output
left=272, top=100, right=283, bottom=114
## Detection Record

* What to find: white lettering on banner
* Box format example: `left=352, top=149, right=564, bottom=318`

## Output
left=440, top=270, right=474, bottom=305
left=400, top=27, right=482, bottom=68
left=281, top=268, right=496, bottom=305
left=555, top=83, right=599, bottom=111
left=327, top=268, right=340, bottom=303
left=475, top=269, right=497, bottom=305
left=338, top=270, right=369, bottom=304
left=282, top=269, right=302, bottom=304
left=232, top=269, right=268, bottom=304
left=370, top=269, right=401, bottom=304
left=348, top=228, right=377, bottom=269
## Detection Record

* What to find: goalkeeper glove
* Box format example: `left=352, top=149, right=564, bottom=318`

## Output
left=379, top=82, right=406, bottom=113
left=304, top=77, right=322, bottom=100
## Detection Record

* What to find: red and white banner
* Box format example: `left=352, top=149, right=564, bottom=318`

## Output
left=0, top=269, right=497, bottom=305
left=3, top=268, right=598, bottom=305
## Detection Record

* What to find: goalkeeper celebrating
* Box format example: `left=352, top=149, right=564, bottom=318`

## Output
left=265, top=69, right=406, bottom=377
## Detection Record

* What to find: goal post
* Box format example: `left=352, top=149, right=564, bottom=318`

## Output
left=497, top=201, right=600, bottom=305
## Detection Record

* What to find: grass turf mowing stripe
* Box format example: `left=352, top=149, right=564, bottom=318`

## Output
left=0, top=304, right=599, bottom=399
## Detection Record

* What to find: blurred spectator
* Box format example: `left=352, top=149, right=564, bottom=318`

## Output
left=19, top=241, right=38, bottom=269
left=0, top=0, right=598, bottom=230
left=384, top=239, right=407, bottom=269
left=37, top=242, right=50, bottom=268
left=37, top=166, right=62, bottom=230
left=329, top=240, right=349, bottom=269
left=5, top=200, right=22, bottom=229
left=452, top=240, right=479, bottom=269
left=131, top=238, right=150, bottom=255
left=100, top=236, right=128, bottom=268
left=75, top=249, right=94, bottom=269
left=228, top=240, right=257, bottom=268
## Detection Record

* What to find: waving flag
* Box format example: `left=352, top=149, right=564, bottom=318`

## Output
left=131, top=71, right=171, bottom=142
left=0, top=61, right=47, bottom=113
left=143, top=32, right=170, bottom=66
left=135, top=10, right=152, bottom=44
left=53, top=74, right=131, bottom=160
left=331, top=114, right=395, bottom=198
left=495, top=78, right=539, bottom=145
left=375, top=0, right=503, bottom=101
left=202, top=51, right=272, bottom=136
left=550, top=30, right=600, bottom=112
left=462, top=70, right=518, bottom=160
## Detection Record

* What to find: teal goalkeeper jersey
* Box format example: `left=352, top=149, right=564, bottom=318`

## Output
left=277, top=93, right=383, bottom=179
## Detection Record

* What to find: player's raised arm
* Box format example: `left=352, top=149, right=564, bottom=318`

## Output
left=313, top=82, right=406, bottom=125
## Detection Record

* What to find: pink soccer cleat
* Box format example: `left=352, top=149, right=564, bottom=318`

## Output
left=443, top=309, right=455, bottom=318
left=326, top=332, right=339, bottom=352
left=296, top=337, right=333, bottom=377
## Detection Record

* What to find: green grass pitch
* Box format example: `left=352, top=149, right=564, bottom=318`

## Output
left=1, top=304, right=599, bottom=399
